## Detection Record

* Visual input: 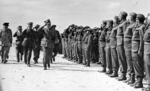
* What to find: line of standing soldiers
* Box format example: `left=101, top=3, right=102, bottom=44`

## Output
left=0, top=19, right=61, bottom=70
left=62, top=12, right=150, bottom=90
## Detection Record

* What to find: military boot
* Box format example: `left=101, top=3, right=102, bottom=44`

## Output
left=127, top=75, right=135, bottom=84
left=118, top=74, right=126, bottom=81
left=134, top=77, right=143, bottom=88
left=98, top=67, right=106, bottom=73
left=110, top=71, right=118, bottom=77
left=106, top=69, right=113, bottom=75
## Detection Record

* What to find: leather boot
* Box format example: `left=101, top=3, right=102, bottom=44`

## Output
left=124, top=76, right=131, bottom=83
left=118, top=74, right=126, bottom=81
left=98, top=67, right=106, bottom=73
left=106, top=69, right=113, bottom=75
left=127, top=75, right=135, bottom=84
left=110, top=72, right=118, bottom=77
left=97, top=61, right=101, bottom=64
left=134, top=77, right=143, bottom=88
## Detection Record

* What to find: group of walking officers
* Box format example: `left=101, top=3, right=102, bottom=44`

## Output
left=0, top=19, right=61, bottom=70
left=62, top=11, right=150, bottom=90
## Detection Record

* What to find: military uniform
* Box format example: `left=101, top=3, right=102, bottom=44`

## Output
left=52, top=29, right=61, bottom=62
left=105, top=20, right=113, bottom=74
left=33, top=25, right=43, bottom=64
left=76, top=31, right=83, bottom=63
left=124, top=12, right=137, bottom=84
left=0, top=23, right=12, bottom=63
left=92, top=32, right=99, bottom=63
left=143, top=27, right=150, bottom=89
left=98, top=29, right=102, bottom=64
left=13, top=26, right=23, bottom=62
left=22, top=26, right=35, bottom=66
left=82, top=31, right=87, bottom=65
left=117, top=12, right=128, bottom=81
left=131, top=14, right=145, bottom=88
left=99, top=27, right=107, bottom=71
left=109, top=16, right=119, bottom=77
left=84, top=30, right=92, bottom=67
left=39, top=24, right=58, bottom=70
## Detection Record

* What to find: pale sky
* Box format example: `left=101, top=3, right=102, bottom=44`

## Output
left=0, top=0, right=150, bottom=33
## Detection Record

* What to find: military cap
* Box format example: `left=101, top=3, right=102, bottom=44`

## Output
left=137, top=14, right=145, bottom=22
left=51, top=25, right=56, bottom=28
left=34, top=24, right=40, bottom=28
left=44, top=19, right=51, bottom=23
left=3, top=22, right=9, bottom=26
left=120, top=11, right=128, bottom=18
left=17, top=26, right=22, bottom=29
left=130, top=12, right=137, bottom=18
left=27, top=22, right=33, bottom=25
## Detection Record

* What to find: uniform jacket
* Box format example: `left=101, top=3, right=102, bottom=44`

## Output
left=85, top=34, right=93, bottom=51
left=13, top=30, right=23, bottom=46
left=117, top=20, right=128, bottom=45
left=22, top=28, right=36, bottom=47
left=0, top=28, right=12, bottom=46
left=110, top=25, right=118, bottom=48
left=99, top=28, right=107, bottom=47
left=124, top=22, right=136, bottom=40
left=105, top=27, right=112, bottom=48
left=39, top=27, right=58, bottom=48
left=132, top=23, right=145, bottom=52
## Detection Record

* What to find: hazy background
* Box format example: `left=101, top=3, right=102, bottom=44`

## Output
left=0, top=0, right=150, bottom=33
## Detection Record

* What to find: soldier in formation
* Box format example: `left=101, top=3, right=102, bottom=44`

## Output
left=62, top=12, right=150, bottom=90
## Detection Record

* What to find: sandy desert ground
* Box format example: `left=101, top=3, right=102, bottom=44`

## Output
left=0, top=47, right=146, bottom=91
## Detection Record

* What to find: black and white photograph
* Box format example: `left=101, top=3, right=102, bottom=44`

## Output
left=0, top=0, right=150, bottom=91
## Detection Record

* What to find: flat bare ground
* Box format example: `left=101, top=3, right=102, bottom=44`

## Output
left=0, top=47, right=145, bottom=91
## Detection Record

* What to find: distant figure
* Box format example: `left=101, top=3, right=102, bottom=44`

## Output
left=13, top=26, right=23, bottom=62
left=0, top=23, right=12, bottom=63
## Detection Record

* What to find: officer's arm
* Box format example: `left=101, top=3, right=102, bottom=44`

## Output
left=57, top=31, right=61, bottom=43
left=9, top=29, right=13, bottom=44
left=38, top=25, right=45, bottom=34
left=87, top=35, right=92, bottom=49
left=123, top=22, right=128, bottom=33
left=13, top=32, right=17, bottom=37
left=139, top=26, right=145, bottom=54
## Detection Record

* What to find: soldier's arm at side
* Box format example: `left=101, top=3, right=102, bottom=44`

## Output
left=13, top=32, right=17, bottom=37
left=138, top=26, right=145, bottom=55
left=9, top=29, right=13, bottom=44
left=87, top=35, right=92, bottom=50
left=123, top=22, right=128, bottom=33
